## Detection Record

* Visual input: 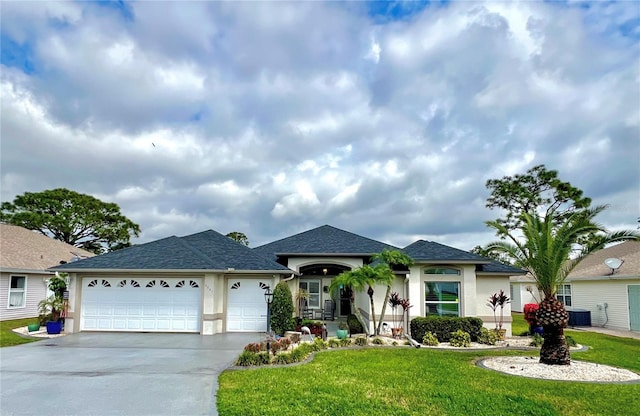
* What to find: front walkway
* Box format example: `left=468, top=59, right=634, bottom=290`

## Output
left=569, top=326, right=640, bottom=340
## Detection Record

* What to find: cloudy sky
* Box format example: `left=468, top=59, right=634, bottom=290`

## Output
left=1, top=0, right=638, bottom=251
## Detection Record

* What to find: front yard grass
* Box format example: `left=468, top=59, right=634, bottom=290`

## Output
left=0, top=318, right=41, bottom=347
left=218, top=329, right=640, bottom=416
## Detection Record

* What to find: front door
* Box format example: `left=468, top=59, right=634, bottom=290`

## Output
left=339, top=286, right=352, bottom=316
left=629, top=285, right=640, bottom=332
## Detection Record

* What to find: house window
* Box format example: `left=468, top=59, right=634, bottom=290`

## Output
left=8, top=275, right=26, bottom=308
left=300, top=280, right=321, bottom=309
left=425, top=282, right=460, bottom=317
left=557, top=284, right=572, bottom=307
left=424, top=267, right=460, bottom=275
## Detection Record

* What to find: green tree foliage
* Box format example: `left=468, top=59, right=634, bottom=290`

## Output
left=371, top=249, right=414, bottom=335
left=1, top=188, right=140, bottom=254
left=270, top=282, right=294, bottom=336
left=226, top=231, right=249, bottom=246
left=485, top=165, right=592, bottom=235
left=470, top=245, right=513, bottom=265
left=486, top=206, right=638, bottom=364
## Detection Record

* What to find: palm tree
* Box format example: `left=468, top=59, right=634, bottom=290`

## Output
left=329, top=263, right=395, bottom=336
left=372, top=249, right=414, bottom=335
left=486, top=205, right=638, bottom=365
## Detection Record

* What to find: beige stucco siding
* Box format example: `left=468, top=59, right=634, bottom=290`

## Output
left=0, top=271, right=49, bottom=321
left=476, top=275, right=512, bottom=336
left=569, top=280, right=636, bottom=331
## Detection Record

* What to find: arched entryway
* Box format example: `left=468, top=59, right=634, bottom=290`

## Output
left=298, top=264, right=351, bottom=317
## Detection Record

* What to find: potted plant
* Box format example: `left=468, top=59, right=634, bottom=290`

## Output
left=388, top=292, right=402, bottom=338
left=396, top=298, right=413, bottom=339
left=38, top=296, right=64, bottom=334
left=336, top=322, right=348, bottom=340
left=487, top=290, right=510, bottom=340
left=27, top=322, right=41, bottom=332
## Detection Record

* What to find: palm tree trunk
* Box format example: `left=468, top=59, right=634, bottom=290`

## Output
left=536, top=297, right=571, bottom=365
left=540, top=326, right=571, bottom=365
left=376, top=285, right=392, bottom=335
left=367, top=286, right=376, bottom=337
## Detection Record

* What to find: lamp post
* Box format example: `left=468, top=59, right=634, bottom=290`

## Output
left=264, top=287, right=274, bottom=354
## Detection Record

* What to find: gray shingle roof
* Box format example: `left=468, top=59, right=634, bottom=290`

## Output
left=403, top=239, right=524, bottom=274
left=52, top=230, right=291, bottom=271
left=252, top=225, right=399, bottom=260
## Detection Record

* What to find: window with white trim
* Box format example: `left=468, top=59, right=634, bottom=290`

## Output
left=557, top=284, right=572, bottom=307
left=425, top=282, right=460, bottom=317
left=299, top=280, right=321, bottom=309
left=8, top=275, right=26, bottom=308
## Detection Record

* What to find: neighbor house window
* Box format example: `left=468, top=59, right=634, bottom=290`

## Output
left=8, top=275, right=26, bottom=308
left=425, top=282, right=460, bottom=317
left=557, top=284, right=572, bottom=307
left=300, top=280, right=321, bottom=309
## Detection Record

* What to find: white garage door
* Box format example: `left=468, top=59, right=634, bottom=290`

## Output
left=227, top=279, right=271, bottom=332
left=81, top=277, right=202, bottom=333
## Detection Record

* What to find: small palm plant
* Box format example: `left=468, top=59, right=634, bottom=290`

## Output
left=487, top=290, right=510, bottom=331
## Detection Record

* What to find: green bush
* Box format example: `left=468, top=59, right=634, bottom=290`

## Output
left=410, top=316, right=483, bottom=342
left=312, top=337, right=327, bottom=351
left=274, top=353, right=293, bottom=365
left=328, top=339, right=341, bottom=348
left=256, top=352, right=271, bottom=365
left=347, top=314, right=364, bottom=333
left=565, top=335, right=577, bottom=347
left=236, top=351, right=260, bottom=366
left=449, top=330, right=471, bottom=347
left=339, top=338, right=352, bottom=347
left=354, top=336, right=368, bottom=346
left=271, top=282, right=294, bottom=336
left=422, top=331, right=439, bottom=346
left=530, top=333, right=544, bottom=347
left=477, top=327, right=498, bottom=345
left=372, top=337, right=384, bottom=345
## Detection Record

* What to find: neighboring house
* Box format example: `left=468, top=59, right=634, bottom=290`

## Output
left=563, top=241, right=640, bottom=332
left=510, top=275, right=540, bottom=312
left=0, top=224, right=94, bottom=321
left=53, top=225, right=524, bottom=336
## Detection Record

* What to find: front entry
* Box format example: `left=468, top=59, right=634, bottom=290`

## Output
left=339, top=286, right=352, bottom=316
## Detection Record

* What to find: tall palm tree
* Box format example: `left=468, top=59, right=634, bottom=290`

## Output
left=372, top=249, right=414, bottom=335
left=486, top=205, right=638, bottom=365
left=329, top=263, right=395, bottom=336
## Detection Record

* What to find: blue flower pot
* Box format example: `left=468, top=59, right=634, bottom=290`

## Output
left=46, top=321, right=63, bottom=335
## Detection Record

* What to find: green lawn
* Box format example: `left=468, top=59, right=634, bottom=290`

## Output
left=0, top=318, right=41, bottom=347
left=218, top=319, right=640, bottom=416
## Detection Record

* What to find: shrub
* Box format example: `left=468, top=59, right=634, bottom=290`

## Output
left=565, top=335, right=577, bottom=347
left=244, top=342, right=264, bottom=353
left=312, top=337, right=327, bottom=351
left=354, top=336, right=368, bottom=346
left=328, top=339, right=341, bottom=348
left=256, top=352, right=271, bottom=365
left=271, top=282, right=295, bottom=336
left=339, top=338, right=352, bottom=347
left=278, top=337, right=292, bottom=350
left=273, top=353, right=293, bottom=365
left=410, top=317, right=483, bottom=342
left=523, top=303, right=539, bottom=327
left=372, top=337, right=384, bottom=345
left=477, top=327, right=498, bottom=345
left=530, top=333, right=544, bottom=347
left=422, top=331, right=439, bottom=346
left=449, top=330, right=471, bottom=347
left=347, top=314, right=364, bottom=334
left=236, top=351, right=260, bottom=366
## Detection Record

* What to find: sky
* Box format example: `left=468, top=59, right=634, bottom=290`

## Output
left=1, top=0, right=639, bottom=252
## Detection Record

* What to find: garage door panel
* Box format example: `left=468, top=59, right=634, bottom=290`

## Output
left=81, top=277, right=202, bottom=333
left=227, top=278, right=271, bottom=332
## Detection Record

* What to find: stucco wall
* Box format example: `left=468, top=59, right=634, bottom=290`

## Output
left=476, top=275, right=512, bottom=336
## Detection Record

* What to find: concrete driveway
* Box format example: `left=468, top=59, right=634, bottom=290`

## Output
left=0, top=332, right=260, bottom=416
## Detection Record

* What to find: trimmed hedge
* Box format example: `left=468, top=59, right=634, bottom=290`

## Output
left=410, top=316, right=483, bottom=342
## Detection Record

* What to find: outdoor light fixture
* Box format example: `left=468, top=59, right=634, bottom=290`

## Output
left=264, top=287, right=274, bottom=354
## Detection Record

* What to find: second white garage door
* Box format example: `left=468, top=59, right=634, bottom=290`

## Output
left=227, top=279, right=271, bottom=332
left=81, top=277, right=202, bottom=333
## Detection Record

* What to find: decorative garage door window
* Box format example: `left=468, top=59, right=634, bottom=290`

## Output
left=146, top=280, right=170, bottom=288
left=117, top=279, right=141, bottom=287
left=88, top=279, right=112, bottom=287
left=176, top=280, right=199, bottom=288
left=425, top=282, right=460, bottom=317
